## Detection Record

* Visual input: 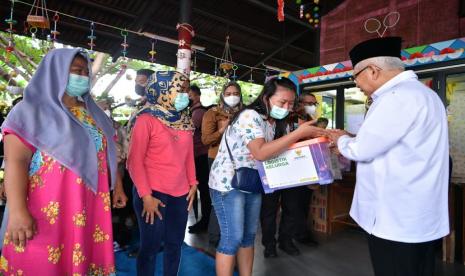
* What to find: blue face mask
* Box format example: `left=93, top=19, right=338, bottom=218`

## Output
left=66, top=74, right=90, bottom=97
left=174, top=92, right=190, bottom=111
left=270, top=104, right=289, bottom=120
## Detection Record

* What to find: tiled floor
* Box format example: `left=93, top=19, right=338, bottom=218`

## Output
left=185, top=212, right=465, bottom=276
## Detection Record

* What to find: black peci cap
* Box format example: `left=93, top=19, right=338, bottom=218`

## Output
left=349, top=37, right=402, bottom=67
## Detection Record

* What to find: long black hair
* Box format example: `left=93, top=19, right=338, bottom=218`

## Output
left=230, top=77, right=297, bottom=139
left=219, top=81, right=244, bottom=113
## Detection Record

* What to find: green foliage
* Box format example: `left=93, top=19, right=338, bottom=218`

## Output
left=0, top=32, right=264, bottom=114
left=321, top=101, right=333, bottom=118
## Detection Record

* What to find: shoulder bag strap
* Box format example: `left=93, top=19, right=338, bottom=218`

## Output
left=224, top=126, right=237, bottom=170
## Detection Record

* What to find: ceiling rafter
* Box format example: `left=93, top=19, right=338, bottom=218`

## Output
left=147, top=22, right=308, bottom=70
left=239, top=29, right=309, bottom=79
left=109, top=1, right=163, bottom=61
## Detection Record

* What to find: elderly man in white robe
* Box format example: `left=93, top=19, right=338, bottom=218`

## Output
left=328, top=37, right=449, bottom=276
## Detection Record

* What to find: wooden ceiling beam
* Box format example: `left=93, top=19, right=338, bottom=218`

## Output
left=110, top=1, right=163, bottom=60
left=71, top=0, right=136, bottom=19
left=244, top=0, right=315, bottom=29
left=192, top=7, right=315, bottom=57
left=239, top=29, right=309, bottom=79
left=147, top=22, right=307, bottom=69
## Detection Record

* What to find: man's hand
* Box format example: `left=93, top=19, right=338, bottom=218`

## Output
left=327, top=129, right=352, bottom=146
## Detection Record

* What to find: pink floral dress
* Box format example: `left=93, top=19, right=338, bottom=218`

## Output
left=0, top=107, right=115, bottom=276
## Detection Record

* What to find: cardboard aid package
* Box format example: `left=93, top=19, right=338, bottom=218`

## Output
left=256, top=137, right=334, bottom=194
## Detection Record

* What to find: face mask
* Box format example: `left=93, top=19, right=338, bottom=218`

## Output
left=188, top=99, right=194, bottom=107
left=104, top=109, right=111, bottom=117
left=270, top=104, right=289, bottom=120
left=66, top=74, right=90, bottom=97
left=224, top=96, right=241, bottom=107
left=135, top=84, right=146, bottom=96
left=174, top=93, right=190, bottom=111
left=304, top=105, right=316, bottom=116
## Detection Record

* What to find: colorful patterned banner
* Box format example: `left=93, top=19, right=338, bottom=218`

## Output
left=288, top=37, right=465, bottom=85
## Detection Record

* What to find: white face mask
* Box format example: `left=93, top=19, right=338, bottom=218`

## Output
left=104, top=109, right=111, bottom=117
left=304, top=105, right=316, bottom=116
left=224, top=96, right=241, bottom=107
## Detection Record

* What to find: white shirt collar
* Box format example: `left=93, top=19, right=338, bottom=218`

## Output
left=371, top=70, right=418, bottom=101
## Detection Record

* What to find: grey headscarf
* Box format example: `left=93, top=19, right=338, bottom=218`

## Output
left=1, top=48, right=117, bottom=193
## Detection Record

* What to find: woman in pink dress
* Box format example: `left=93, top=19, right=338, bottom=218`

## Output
left=0, top=48, right=119, bottom=275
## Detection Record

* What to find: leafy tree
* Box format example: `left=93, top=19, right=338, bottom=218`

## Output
left=0, top=32, right=264, bottom=118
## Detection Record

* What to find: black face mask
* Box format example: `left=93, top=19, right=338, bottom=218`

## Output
left=188, top=99, right=194, bottom=107
left=135, top=84, right=146, bottom=96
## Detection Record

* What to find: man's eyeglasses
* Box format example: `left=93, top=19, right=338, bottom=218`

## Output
left=350, top=66, right=370, bottom=82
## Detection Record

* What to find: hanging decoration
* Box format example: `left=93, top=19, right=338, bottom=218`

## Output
left=149, top=39, right=157, bottom=64
left=214, top=58, right=218, bottom=76
left=192, top=49, right=197, bottom=73
left=29, top=26, right=37, bottom=40
left=8, top=0, right=283, bottom=82
left=27, top=0, right=50, bottom=29
left=277, top=0, right=285, bottom=22
left=219, top=36, right=234, bottom=77
left=22, top=21, right=28, bottom=35
left=249, top=69, right=254, bottom=83
left=297, top=0, right=321, bottom=28
left=50, top=12, right=59, bottom=42
left=4, top=0, right=17, bottom=59
left=176, top=23, right=195, bottom=76
left=364, top=12, right=400, bottom=38
left=231, top=64, right=238, bottom=80
left=87, top=22, right=96, bottom=55
left=120, top=29, right=129, bottom=61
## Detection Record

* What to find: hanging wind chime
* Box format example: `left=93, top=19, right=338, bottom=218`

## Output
left=214, top=58, right=218, bottom=76
left=43, top=12, right=59, bottom=52
left=120, top=29, right=129, bottom=61
left=4, top=0, right=17, bottom=61
left=231, top=64, right=238, bottom=80
left=219, top=36, right=234, bottom=78
left=149, top=39, right=157, bottom=65
left=50, top=12, right=60, bottom=42
left=87, top=22, right=96, bottom=56
left=27, top=0, right=50, bottom=29
left=192, top=49, right=197, bottom=73
left=249, top=69, right=254, bottom=83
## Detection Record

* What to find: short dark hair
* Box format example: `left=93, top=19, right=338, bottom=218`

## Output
left=317, top=117, right=329, bottom=124
left=299, top=91, right=316, bottom=102
left=189, top=85, right=201, bottom=96
left=136, top=69, right=155, bottom=78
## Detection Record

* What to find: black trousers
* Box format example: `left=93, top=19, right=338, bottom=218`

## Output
left=111, top=168, right=137, bottom=247
left=260, top=186, right=313, bottom=246
left=367, top=234, right=437, bottom=276
left=193, top=154, right=211, bottom=224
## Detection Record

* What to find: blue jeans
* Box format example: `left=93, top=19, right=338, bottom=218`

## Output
left=210, top=188, right=262, bottom=255
left=133, top=188, right=188, bottom=276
